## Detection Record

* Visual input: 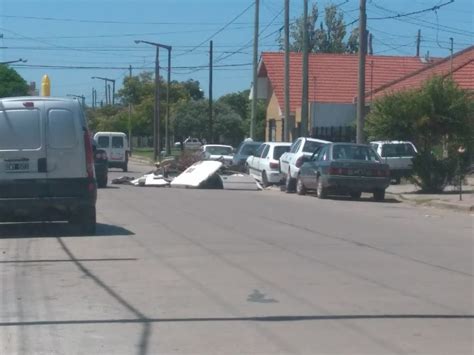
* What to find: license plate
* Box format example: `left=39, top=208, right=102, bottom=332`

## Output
left=5, top=161, right=29, bottom=172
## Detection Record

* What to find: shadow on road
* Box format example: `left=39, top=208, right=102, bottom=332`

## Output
left=0, top=223, right=134, bottom=239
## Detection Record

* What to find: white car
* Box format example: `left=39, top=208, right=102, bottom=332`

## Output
left=200, top=144, right=234, bottom=166
left=370, top=141, right=418, bottom=183
left=174, top=137, right=204, bottom=150
left=94, top=131, right=130, bottom=172
left=246, top=142, right=291, bottom=187
left=280, top=137, right=330, bottom=192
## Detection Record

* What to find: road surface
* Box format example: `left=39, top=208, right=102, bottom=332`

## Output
left=1, top=161, right=473, bottom=355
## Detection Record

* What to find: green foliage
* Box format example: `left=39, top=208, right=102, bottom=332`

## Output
left=280, top=3, right=358, bottom=54
left=366, top=76, right=474, bottom=192
left=0, top=65, right=29, bottom=97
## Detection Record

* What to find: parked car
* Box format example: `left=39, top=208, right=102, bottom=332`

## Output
left=296, top=143, right=390, bottom=201
left=280, top=137, right=330, bottom=192
left=200, top=144, right=234, bottom=166
left=0, top=96, right=97, bottom=233
left=232, top=140, right=263, bottom=170
left=246, top=142, right=291, bottom=187
left=94, top=131, right=130, bottom=172
left=174, top=137, right=204, bottom=150
left=92, top=140, right=108, bottom=188
left=370, top=141, right=418, bottom=184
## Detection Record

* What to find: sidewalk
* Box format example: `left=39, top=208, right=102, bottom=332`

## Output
left=386, top=177, right=474, bottom=213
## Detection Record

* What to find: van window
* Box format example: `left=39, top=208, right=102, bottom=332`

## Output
left=0, top=109, right=41, bottom=150
left=47, top=109, right=77, bottom=149
left=97, top=136, right=110, bottom=148
left=112, top=136, right=124, bottom=148
left=381, top=143, right=416, bottom=157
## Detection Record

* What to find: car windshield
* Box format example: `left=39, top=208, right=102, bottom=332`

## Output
left=205, top=146, right=233, bottom=155
left=333, top=145, right=381, bottom=162
left=381, top=143, right=416, bottom=157
left=273, top=145, right=290, bottom=159
left=240, top=143, right=261, bottom=155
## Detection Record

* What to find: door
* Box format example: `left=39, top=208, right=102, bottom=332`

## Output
left=258, top=144, right=271, bottom=174
left=96, top=135, right=111, bottom=158
left=109, top=135, right=126, bottom=163
left=249, top=144, right=265, bottom=178
left=0, top=101, right=48, bottom=198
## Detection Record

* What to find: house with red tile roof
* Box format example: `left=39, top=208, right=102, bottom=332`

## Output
left=367, top=45, right=474, bottom=100
left=257, top=51, right=438, bottom=142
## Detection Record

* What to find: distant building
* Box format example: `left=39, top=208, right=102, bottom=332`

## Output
left=256, top=52, right=439, bottom=142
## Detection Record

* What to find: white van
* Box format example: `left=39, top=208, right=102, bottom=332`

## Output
left=94, top=132, right=129, bottom=171
left=0, top=97, right=97, bottom=233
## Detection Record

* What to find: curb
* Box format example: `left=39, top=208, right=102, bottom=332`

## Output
left=387, top=192, right=474, bottom=213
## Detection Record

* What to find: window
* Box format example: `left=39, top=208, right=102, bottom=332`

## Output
left=0, top=109, right=41, bottom=150
left=97, top=136, right=110, bottom=148
left=254, top=144, right=265, bottom=157
left=290, top=139, right=301, bottom=153
left=332, top=144, right=381, bottom=162
left=112, top=136, right=124, bottom=148
left=206, top=146, right=233, bottom=155
left=303, top=140, right=324, bottom=154
left=318, top=146, right=329, bottom=161
left=261, top=145, right=270, bottom=158
left=241, top=143, right=261, bottom=155
left=273, top=145, right=290, bottom=160
left=380, top=143, right=416, bottom=158
left=47, top=109, right=77, bottom=149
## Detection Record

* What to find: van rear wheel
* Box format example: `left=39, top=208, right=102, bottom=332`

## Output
left=70, top=206, right=96, bottom=235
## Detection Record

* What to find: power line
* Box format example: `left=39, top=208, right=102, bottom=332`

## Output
left=368, top=0, right=454, bottom=20
left=12, top=63, right=252, bottom=70
left=177, top=2, right=255, bottom=56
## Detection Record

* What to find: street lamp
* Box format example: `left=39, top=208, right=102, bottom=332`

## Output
left=67, top=94, right=86, bottom=107
left=135, top=40, right=172, bottom=159
left=91, top=76, right=115, bottom=105
left=0, top=58, right=27, bottom=65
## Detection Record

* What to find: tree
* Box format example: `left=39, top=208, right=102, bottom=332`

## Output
left=366, top=76, right=474, bottom=192
left=280, top=3, right=358, bottom=54
left=0, top=65, right=29, bottom=97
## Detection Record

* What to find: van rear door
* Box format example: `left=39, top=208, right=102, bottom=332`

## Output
left=109, top=135, right=125, bottom=163
left=0, top=100, right=49, bottom=198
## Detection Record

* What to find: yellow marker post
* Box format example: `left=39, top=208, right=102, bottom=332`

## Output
left=41, top=75, right=51, bottom=96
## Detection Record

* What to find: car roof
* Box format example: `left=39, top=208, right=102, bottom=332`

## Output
left=94, top=132, right=127, bottom=136
left=0, top=96, right=78, bottom=103
left=329, top=142, right=373, bottom=148
left=301, top=137, right=331, bottom=143
left=370, top=140, right=414, bottom=144
left=203, top=144, right=232, bottom=148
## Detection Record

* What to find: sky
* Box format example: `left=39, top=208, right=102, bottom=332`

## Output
left=0, top=0, right=472, bottom=105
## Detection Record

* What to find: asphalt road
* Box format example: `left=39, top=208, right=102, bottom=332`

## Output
left=1, top=161, right=473, bottom=355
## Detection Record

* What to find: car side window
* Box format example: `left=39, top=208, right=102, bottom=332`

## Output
left=254, top=144, right=265, bottom=157
left=261, top=145, right=270, bottom=158
left=318, top=146, right=329, bottom=161
left=290, top=139, right=301, bottom=153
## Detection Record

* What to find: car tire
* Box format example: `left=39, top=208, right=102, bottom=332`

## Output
left=97, top=176, right=108, bottom=188
left=285, top=169, right=296, bottom=193
left=350, top=191, right=362, bottom=200
left=244, top=163, right=250, bottom=174
left=316, top=178, right=327, bottom=199
left=261, top=171, right=269, bottom=188
left=70, top=206, right=96, bottom=235
left=296, top=175, right=306, bottom=195
left=373, top=189, right=385, bottom=202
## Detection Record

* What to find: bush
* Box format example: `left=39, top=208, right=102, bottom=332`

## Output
left=411, top=152, right=457, bottom=193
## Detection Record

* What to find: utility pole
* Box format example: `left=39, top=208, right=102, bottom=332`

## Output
left=92, top=88, right=96, bottom=109
left=155, top=46, right=161, bottom=161
left=250, top=0, right=259, bottom=140
left=368, top=32, right=373, bottom=55
left=449, top=37, right=454, bottom=75
left=284, top=0, right=290, bottom=142
left=416, top=29, right=421, bottom=57
left=356, top=0, right=367, bottom=144
left=165, top=48, right=172, bottom=155
left=128, top=65, right=133, bottom=155
left=107, top=84, right=112, bottom=106
left=301, top=0, right=309, bottom=138
left=112, top=80, right=116, bottom=105
left=104, top=81, right=108, bottom=105
left=209, top=40, right=214, bottom=144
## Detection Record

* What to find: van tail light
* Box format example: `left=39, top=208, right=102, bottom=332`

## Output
left=269, top=161, right=279, bottom=170
left=84, top=131, right=95, bottom=179
left=295, top=156, right=304, bottom=168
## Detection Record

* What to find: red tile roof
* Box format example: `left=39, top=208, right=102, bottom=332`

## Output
left=259, top=52, right=435, bottom=112
left=369, top=46, right=474, bottom=100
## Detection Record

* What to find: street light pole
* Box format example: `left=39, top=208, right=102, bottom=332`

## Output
left=91, top=76, right=115, bottom=106
left=135, top=40, right=172, bottom=161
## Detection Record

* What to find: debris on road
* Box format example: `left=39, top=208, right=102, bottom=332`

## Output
left=111, top=176, right=135, bottom=185
left=171, top=160, right=223, bottom=188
